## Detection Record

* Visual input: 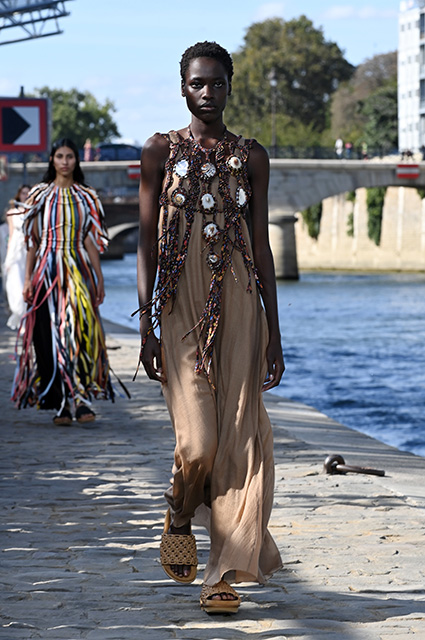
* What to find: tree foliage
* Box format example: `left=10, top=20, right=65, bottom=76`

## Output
left=225, top=16, right=354, bottom=147
left=359, top=82, right=398, bottom=150
left=300, top=202, right=323, bottom=239
left=330, top=52, right=397, bottom=151
left=33, top=87, right=120, bottom=150
left=367, top=187, right=387, bottom=245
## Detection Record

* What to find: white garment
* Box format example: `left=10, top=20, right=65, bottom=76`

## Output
left=4, top=211, right=26, bottom=330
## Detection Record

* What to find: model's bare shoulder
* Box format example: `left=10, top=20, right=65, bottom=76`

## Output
left=141, top=133, right=170, bottom=167
left=247, top=139, right=270, bottom=178
left=249, top=139, right=269, bottom=161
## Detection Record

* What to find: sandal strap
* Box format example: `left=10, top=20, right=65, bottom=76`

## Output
left=160, top=532, right=198, bottom=566
left=200, top=580, right=241, bottom=605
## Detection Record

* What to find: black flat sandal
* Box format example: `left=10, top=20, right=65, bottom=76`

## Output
left=53, top=406, right=73, bottom=426
left=76, top=404, right=96, bottom=424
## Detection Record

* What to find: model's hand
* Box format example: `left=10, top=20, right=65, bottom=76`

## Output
left=262, top=337, right=285, bottom=392
left=96, top=278, right=105, bottom=305
left=141, top=332, right=167, bottom=383
left=23, top=278, right=34, bottom=304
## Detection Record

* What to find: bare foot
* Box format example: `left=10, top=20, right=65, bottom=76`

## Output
left=211, top=592, right=238, bottom=601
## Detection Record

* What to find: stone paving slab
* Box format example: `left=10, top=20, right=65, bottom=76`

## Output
left=1, top=301, right=425, bottom=639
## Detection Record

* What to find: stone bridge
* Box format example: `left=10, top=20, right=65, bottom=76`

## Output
left=4, top=159, right=424, bottom=276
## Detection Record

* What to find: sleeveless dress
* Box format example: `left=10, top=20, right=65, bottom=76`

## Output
left=146, top=131, right=282, bottom=586
left=4, top=208, right=26, bottom=330
left=12, top=182, right=114, bottom=412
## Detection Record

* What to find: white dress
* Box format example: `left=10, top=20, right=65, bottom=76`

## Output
left=4, top=209, right=26, bottom=330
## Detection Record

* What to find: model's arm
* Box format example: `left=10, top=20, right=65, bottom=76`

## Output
left=84, top=234, right=105, bottom=305
left=137, top=134, right=169, bottom=383
left=22, top=244, right=37, bottom=304
left=248, top=141, right=285, bottom=391
left=6, top=209, right=14, bottom=248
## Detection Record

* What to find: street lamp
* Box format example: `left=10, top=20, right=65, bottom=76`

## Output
left=268, top=68, right=277, bottom=158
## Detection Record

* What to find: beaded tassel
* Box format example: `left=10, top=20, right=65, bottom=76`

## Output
left=134, top=131, right=261, bottom=382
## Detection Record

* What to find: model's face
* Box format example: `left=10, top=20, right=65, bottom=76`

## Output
left=182, top=57, right=230, bottom=121
left=52, top=146, right=76, bottom=179
left=19, top=186, right=30, bottom=202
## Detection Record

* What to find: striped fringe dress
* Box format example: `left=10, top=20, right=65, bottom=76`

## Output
left=12, top=181, right=114, bottom=411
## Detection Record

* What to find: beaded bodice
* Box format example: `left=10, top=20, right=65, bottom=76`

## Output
left=148, top=130, right=260, bottom=377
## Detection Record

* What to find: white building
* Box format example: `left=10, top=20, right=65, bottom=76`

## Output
left=398, top=0, right=425, bottom=152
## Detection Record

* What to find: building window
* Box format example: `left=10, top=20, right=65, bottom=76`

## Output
left=421, top=78, right=425, bottom=102
left=420, top=13, right=425, bottom=37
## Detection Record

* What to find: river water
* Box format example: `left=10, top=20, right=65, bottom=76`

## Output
left=101, top=254, right=425, bottom=458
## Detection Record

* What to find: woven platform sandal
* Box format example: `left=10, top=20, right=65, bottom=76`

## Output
left=200, top=580, right=241, bottom=614
left=160, top=509, right=198, bottom=584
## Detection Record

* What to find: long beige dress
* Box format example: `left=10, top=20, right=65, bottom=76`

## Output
left=152, top=130, right=282, bottom=586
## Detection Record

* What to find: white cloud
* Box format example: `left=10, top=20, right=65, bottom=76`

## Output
left=254, top=2, right=285, bottom=21
left=322, top=5, right=397, bottom=20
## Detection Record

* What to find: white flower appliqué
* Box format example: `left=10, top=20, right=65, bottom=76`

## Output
left=228, top=156, right=242, bottom=171
left=174, top=159, right=189, bottom=178
left=201, top=162, right=216, bottom=179
left=201, top=193, right=215, bottom=210
left=236, top=187, right=247, bottom=207
left=172, top=190, right=186, bottom=207
left=203, top=222, right=219, bottom=242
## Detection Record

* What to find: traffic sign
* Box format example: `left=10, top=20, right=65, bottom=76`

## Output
left=127, top=164, right=140, bottom=180
left=0, top=98, right=49, bottom=152
left=396, top=163, right=420, bottom=179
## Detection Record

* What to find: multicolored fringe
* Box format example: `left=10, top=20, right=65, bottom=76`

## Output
left=12, top=182, right=114, bottom=410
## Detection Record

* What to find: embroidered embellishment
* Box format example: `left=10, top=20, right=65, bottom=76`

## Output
left=203, top=222, right=220, bottom=242
left=171, top=189, right=187, bottom=207
left=201, top=193, right=215, bottom=210
left=200, top=162, right=217, bottom=179
left=174, top=159, right=189, bottom=177
left=228, top=156, right=242, bottom=172
left=236, top=187, right=247, bottom=207
left=206, top=252, right=220, bottom=269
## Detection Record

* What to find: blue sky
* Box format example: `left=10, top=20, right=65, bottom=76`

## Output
left=1, top=1, right=400, bottom=145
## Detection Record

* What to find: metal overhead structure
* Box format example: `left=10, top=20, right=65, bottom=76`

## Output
left=0, top=0, right=74, bottom=46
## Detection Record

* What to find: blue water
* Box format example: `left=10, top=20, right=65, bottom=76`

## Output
left=101, top=254, right=425, bottom=458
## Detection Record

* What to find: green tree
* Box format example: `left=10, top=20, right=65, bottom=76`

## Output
left=33, top=87, right=120, bottom=149
left=330, top=52, right=397, bottom=149
left=359, top=82, right=398, bottom=152
left=300, top=202, right=323, bottom=239
left=367, top=187, right=387, bottom=245
left=226, top=16, right=354, bottom=147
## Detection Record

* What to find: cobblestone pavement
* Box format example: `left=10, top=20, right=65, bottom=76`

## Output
left=1, top=300, right=424, bottom=640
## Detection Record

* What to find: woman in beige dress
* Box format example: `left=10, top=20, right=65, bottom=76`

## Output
left=136, top=41, right=284, bottom=613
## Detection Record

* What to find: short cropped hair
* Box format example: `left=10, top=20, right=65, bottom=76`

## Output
left=180, top=41, right=234, bottom=84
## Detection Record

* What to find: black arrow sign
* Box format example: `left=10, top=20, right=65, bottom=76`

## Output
left=2, top=107, right=30, bottom=144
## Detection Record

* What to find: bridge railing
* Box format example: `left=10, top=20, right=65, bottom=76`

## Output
left=266, top=146, right=398, bottom=160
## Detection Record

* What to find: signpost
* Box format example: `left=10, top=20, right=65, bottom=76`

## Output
left=0, top=97, right=49, bottom=181
left=0, top=97, right=49, bottom=152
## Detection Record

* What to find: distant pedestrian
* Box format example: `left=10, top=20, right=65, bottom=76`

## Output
left=12, top=138, right=115, bottom=425
left=335, top=137, right=344, bottom=159
left=4, top=184, right=31, bottom=330
left=136, top=41, right=284, bottom=614
left=344, top=141, right=353, bottom=159
left=84, top=138, right=93, bottom=161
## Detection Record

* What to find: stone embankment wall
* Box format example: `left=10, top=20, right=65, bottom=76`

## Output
left=295, top=186, right=425, bottom=271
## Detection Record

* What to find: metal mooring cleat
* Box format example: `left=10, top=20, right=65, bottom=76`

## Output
left=324, top=454, right=385, bottom=477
